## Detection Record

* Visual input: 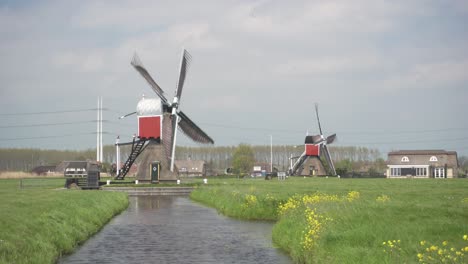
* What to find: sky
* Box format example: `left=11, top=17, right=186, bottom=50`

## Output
left=1, top=0, right=468, bottom=157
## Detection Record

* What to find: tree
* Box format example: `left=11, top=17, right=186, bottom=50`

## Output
left=458, top=155, right=468, bottom=177
left=232, top=144, right=255, bottom=176
left=334, top=159, right=353, bottom=176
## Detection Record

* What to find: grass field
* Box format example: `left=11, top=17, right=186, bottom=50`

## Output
left=190, top=177, right=468, bottom=263
left=0, top=177, right=128, bottom=264
left=0, top=171, right=62, bottom=179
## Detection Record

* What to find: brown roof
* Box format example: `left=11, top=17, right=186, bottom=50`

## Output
left=388, top=150, right=457, bottom=156
left=174, top=160, right=206, bottom=171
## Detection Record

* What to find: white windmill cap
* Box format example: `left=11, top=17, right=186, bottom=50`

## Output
left=136, top=97, right=162, bottom=116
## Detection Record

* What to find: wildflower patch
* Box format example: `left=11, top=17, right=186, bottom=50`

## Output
left=301, top=208, right=333, bottom=250
left=416, top=235, right=468, bottom=263
left=376, top=194, right=390, bottom=203
left=278, top=191, right=361, bottom=216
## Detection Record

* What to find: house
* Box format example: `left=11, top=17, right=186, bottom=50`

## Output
left=175, top=160, right=207, bottom=177
left=31, top=165, right=57, bottom=175
left=251, top=163, right=271, bottom=177
left=386, top=150, right=458, bottom=178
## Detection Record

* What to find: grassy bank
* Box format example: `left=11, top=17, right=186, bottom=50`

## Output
left=190, top=177, right=468, bottom=263
left=0, top=178, right=128, bottom=264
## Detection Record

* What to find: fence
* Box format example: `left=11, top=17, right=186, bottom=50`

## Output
left=18, top=178, right=65, bottom=189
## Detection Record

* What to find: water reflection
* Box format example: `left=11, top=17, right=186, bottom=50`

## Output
left=59, top=196, right=291, bottom=264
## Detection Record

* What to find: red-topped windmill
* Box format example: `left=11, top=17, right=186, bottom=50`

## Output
left=289, top=103, right=337, bottom=176
left=115, top=49, right=214, bottom=182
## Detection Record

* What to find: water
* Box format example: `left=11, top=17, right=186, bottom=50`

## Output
left=59, top=196, right=291, bottom=264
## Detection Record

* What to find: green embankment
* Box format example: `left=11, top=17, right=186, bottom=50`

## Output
left=190, top=177, right=468, bottom=264
left=0, top=178, right=128, bottom=264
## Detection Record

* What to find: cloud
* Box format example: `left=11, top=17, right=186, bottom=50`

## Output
left=382, top=60, right=468, bottom=91
left=165, top=23, right=221, bottom=50
left=1, top=0, right=468, bottom=154
left=52, top=51, right=104, bottom=72
left=71, top=1, right=167, bottom=30
left=228, top=0, right=401, bottom=37
left=273, top=54, right=380, bottom=75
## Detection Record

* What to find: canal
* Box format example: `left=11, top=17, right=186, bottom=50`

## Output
left=59, top=195, right=292, bottom=264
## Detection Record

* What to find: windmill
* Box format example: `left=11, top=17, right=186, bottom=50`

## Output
left=289, top=103, right=337, bottom=176
left=115, top=49, right=214, bottom=182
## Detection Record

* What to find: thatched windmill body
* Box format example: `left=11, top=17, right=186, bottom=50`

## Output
left=115, top=49, right=214, bottom=182
left=289, top=104, right=337, bottom=176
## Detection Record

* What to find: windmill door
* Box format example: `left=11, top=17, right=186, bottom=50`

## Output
left=150, top=162, right=160, bottom=183
left=309, top=166, right=316, bottom=176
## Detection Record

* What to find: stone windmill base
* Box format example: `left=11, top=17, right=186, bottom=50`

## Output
left=298, top=157, right=327, bottom=176
left=136, top=141, right=178, bottom=182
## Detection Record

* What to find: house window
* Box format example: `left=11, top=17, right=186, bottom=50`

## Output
left=401, top=156, right=410, bottom=162
left=429, top=156, right=438, bottom=162
left=391, top=168, right=401, bottom=176
left=415, top=168, right=427, bottom=176
left=434, top=167, right=445, bottom=178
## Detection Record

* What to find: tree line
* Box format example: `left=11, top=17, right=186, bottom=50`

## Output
left=0, top=145, right=381, bottom=172
left=1, top=145, right=466, bottom=176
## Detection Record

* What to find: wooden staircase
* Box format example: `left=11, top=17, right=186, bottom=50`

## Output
left=115, top=138, right=148, bottom=180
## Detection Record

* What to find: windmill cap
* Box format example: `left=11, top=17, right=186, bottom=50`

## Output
left=136, top=97, right=162, bottom=116
left=305, top=135, right=323, bottom=144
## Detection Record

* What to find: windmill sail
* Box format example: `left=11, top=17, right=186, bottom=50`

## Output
left=326, top=134, right=337, bottom=144
left=161, top=114, right=174, bottom=160
left=175, top=49, right=192, bottom=100
left=131, top=53, right=169, bottom=105
left=322, top=144, right=336, bottom=176
left=178, top=111, right=214, bottom=144
left=315, top=103, right=323, bottom=135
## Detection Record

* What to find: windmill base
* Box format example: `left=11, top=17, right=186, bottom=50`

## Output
left=298, top=157, right=327, bottom=176
left=136, top=141, right=178, bottom=182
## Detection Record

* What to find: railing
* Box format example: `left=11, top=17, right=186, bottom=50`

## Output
left=18, top=178, right=64, bottom=189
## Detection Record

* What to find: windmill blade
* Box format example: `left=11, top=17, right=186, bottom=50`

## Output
left=175, top=49, right=192, bottom=101
left=162, top=113, right=174, bottom=160
left=322, top=144, right=337, bottom=176
left=312, top=135, right=324, bottom=144
left=131, top=53, right=169, bottom=105
left=326, top=134, right=337, bottom=144
left=170, top=114, right=179, bottom=172
left=315, top=103, right=323, bottom=135
left=178, top=111, right=214, bottom=144
left=119, top=112, right=136, bottom=119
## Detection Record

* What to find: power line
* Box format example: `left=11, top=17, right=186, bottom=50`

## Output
left=0, top=132, right=114, bottom=141
left=346, top=136, right=468, bottom=145
left=0, top=120, right=97, bottom=128
left=0, top=108, right=106, bottom=116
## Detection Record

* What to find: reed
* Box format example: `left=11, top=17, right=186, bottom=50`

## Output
left=0, top=179, right=128, bottom=264
left=0, top=171, right=62, bottom=179
left=191, top=177, right=468, bottom=263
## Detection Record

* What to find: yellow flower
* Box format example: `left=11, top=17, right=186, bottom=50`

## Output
left=417, top=253, right=423, bottom=259
left=347, top=191, right=360, bottom=201
left=464, top=234, right=468, bottom=241
left=442, top=240, right=448, bottom=246
left=420, top=240, right=426, bottom=246
left=430, top=245, right=438, bottom=251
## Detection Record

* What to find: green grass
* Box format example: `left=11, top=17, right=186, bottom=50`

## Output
left=0, top=178, right=128, bottom=264
left=190, top=177, right=468, bottom=263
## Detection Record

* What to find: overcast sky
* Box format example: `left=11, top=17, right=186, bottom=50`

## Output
left=1, top=0, right=467, bottom=156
